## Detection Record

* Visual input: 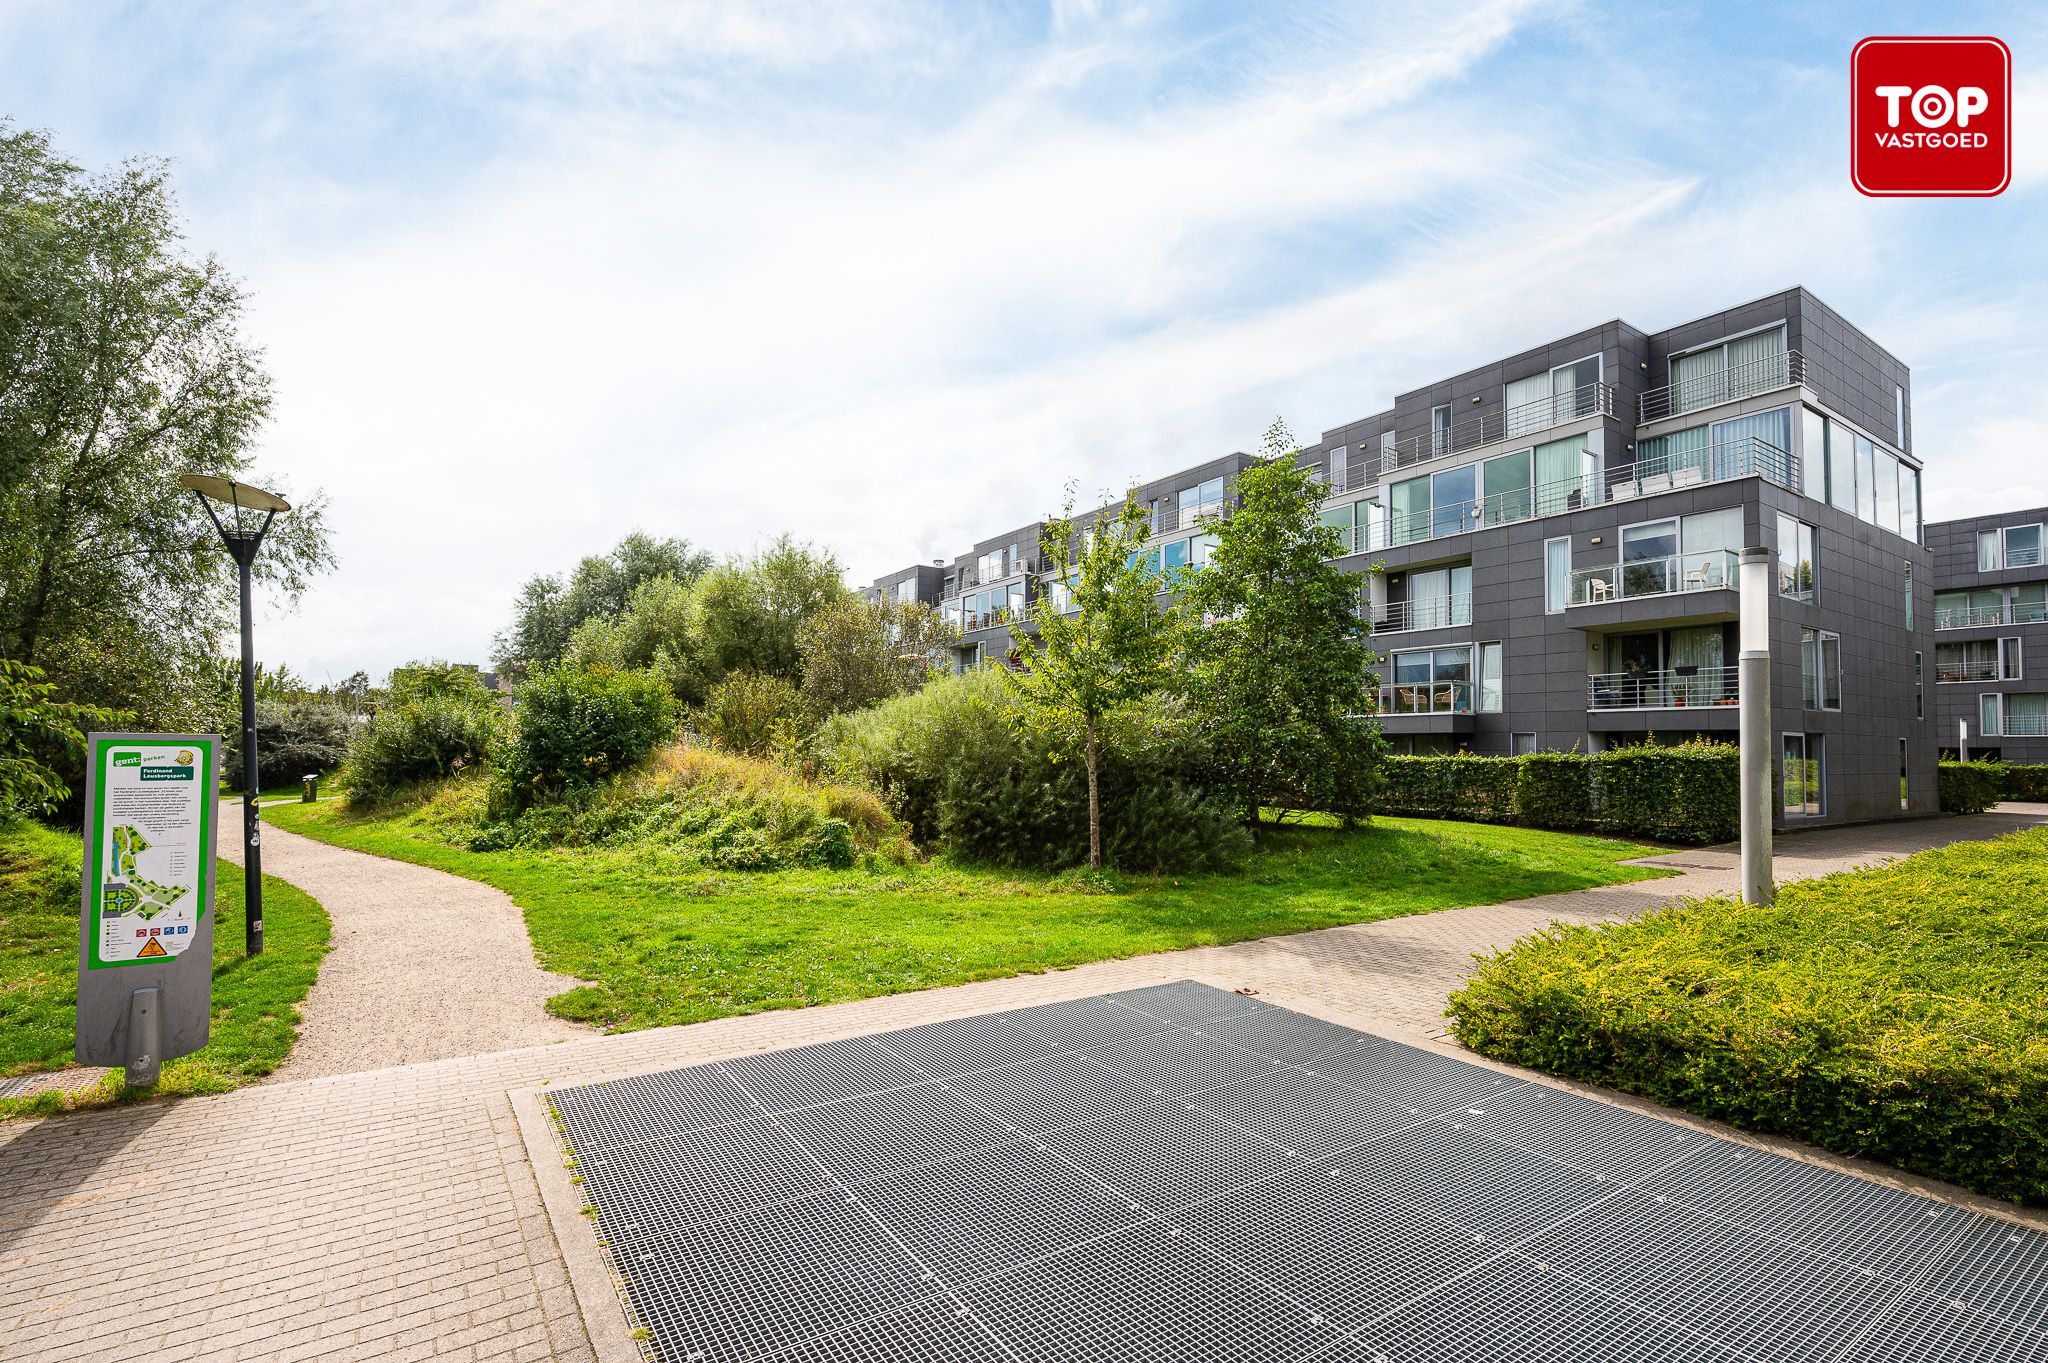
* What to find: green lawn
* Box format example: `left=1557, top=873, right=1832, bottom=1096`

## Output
left=0, top=818, right=332, bottom=1117
left=1448, top=825, right=2048, bottom=1205
left=265, top=798, right=1670, bottom=1033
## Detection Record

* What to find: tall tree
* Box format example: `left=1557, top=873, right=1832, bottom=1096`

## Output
left=689, top=536, right=848, bottom=683
left=1008, top=490, right=1172, bottom=869
left=493, top=531, right=711, bottom=676
left=796, top=596, right=960, bottom=717
left=1177, top=419, right=1385, bottom=823
left=0, top=125, right=332, bottom=725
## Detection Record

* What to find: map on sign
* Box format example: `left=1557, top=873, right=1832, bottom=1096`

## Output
left=89, top=742, right=212, bottom=967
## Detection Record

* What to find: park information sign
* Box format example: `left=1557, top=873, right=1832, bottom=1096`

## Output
left=75, top=732, right=220, bottom=1084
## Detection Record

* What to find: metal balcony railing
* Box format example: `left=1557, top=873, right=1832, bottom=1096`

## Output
left=950, top=603, right=1033, bottom=632
left=1326, top=437, right=1795, bottom=558
left=1586, top=664, right=1739, bottom=711
left=1567, top=550, right=1738, bottom=608
left=1936, top=600, right=2048, bottom=629
left=1375, top=595, right=1472, bottom=633
left=1639, top=349, right=1805, bottom=423
left=1935, top=659, right=2003, bottom=684
left=1376, top=382, right=1617, bottom=478
left=1997, top=711, right=2048, bottom=737
left=2006, top=544, right=2046, bottom=569
left=1378, top=679, right=1474, bottom=715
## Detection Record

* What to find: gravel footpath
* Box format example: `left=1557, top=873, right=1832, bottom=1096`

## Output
left=221, top=799, right=591, bottom=1079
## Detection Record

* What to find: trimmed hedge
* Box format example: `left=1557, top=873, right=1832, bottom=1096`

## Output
left=1938, top=760, right=2005, bottom=814
left=1447, top=826, right=2048, bottom=1205
left=1377, top=741, right=1735, bottom=844
left=2000, top=763, right=2048, bottom=803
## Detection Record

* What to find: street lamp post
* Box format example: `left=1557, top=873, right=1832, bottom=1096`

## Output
left=180, top=474, right=292, bottom=957
left=1737, top=546, right=1774, bottom=906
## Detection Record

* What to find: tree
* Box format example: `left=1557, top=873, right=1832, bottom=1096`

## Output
left=0, top=659, right=117, bottom=817
left=689, top=536, right=848, bottom=683
left=796, top=597, right=961, bottom=718
left=1008, top=490, right=1173, bottom=869
left=0, top=126, right=332, bottom=728
left=1177, top=418, right=1385, bottom=823
left=492, top=532, right=712, bottom=677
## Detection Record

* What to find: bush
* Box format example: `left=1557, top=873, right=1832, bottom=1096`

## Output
left=1447, top=826, right=2048, bottom=1205
left=499, top=663, right=676, bottom=809
left=231, top=699, right=355, bottom=791
left=1374, top=742, right=1734, bottom=844
left=696, top=671, right=809, bottom=758
left=1938, top=760, right=2005, bottom=814
left=817, top=671, right=1245, bottom=873
left=2003, top=763, right=2048, bottom=802
left=342, top=695, right=501, bottom=807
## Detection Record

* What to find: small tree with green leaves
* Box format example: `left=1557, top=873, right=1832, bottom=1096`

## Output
left=1008, top=490, right=1173, bottom=868
left=1178, top=419, right=1385, bottom=823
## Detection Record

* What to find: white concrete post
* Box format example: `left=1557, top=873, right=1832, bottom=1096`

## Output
left=1738, top=547, right=1774, bottom=906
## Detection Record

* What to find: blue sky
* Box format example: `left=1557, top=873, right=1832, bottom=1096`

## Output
left=3, top=0, right=2044, bottom=681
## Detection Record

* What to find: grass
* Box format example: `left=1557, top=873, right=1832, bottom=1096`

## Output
left=1448, top=825, right=2048, bottom=1205
left=0, top=818, right=332, bottom=1118
left=265, top=786, right=1669, bottom=1034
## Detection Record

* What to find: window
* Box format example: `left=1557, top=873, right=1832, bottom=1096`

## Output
left=1896, top=385, right=1906, bottom=446
left=1390, top=475, right=1429, bottom=546
left=1379, top=430, right=1396, bottom=467
left=1828, top=418, right=1857, bottom=514
left=1161, top=539, right=1190, bottom=573
left=1328, top=446, right=1349, bottom=494
left=1478, top=642, right=1502, bottom=712
left=1777, top=514, right=1816, bottom=601
left=2010, top=692, right=2048, bottom=737
left=1874, top=450, right=1901, bottom=534
left=1899, top=738, right=1910, bottom=810
left=2002, top=636, right=2024, bottom=680
left=1407, top=565, right=1472, bottom=629
left=1782, top=733, right=1822, bottom=817
left=1936, top=639, right=2005, bottom=683
left=1431, top=463, right=1477, bottom=540
left=2007, top=523, right=2045, bottom=568
left=1800, top=408, right=1828, bottom=501
left=1671, top=325, right=1786, bottom=414
left=978, top=548, right=1006, bottom=582
left=1980, top=693, right=2002, bottom=737
left=1801, top=629, right=1841, bottom=710
left=1708, top=407, right=1794, bottom=480
left=1481, top=449, right=1532, bottom=526
left=1854, top=434, right=1877, bottom=523
left=1915, top=652, right=1924, bottom=719
left=1544, top=537, right=1571, bottom=614
left=1188, top=533, right=1217, bottom=569
left=1384, top=647, right=1473, bottom=714
left=1532, top=433, right=1589, bottom=514
left=1505, top=355, right=1601, bottom=436
left=1978, top=529, right=2002, bottom=572
left=1901, top=464, right=1921, bottom=542
left=1904, top=562, right=1913, bottom=628
left=1178, top=477, right=1225, bottom=523
left=2018, top=583, right=2048, bottom=624
left=1511, top=732, right=1537, bottom=756
left=895, top=579, right=916, bottom=606
left=1620, top=517, right=1679, bottom=596
left=1431, top=405, right=1452, bottom=456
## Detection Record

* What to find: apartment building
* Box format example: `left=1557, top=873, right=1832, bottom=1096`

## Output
left=868, top=287, right=1934, bottom=826
left=1927, top=508, right=2048, bottom=763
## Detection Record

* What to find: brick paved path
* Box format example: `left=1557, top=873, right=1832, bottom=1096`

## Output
left=2, top=810, right=2040, bottom=1363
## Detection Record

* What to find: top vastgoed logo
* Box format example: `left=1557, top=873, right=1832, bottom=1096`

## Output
left=1851, top=36, right=2011, bottom=197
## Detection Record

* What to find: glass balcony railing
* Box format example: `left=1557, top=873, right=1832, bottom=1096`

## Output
left=1378, top=679, right=1473, bottom=715
left=1567, top=550, right=1738, bottom=608
left=1327, top=437, right=1796, bottom=558
left=1375, top=595, right=1472, bottom=633
left=1586, top=665, right=1739, bottom=711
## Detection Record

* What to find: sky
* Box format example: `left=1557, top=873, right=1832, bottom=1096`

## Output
left=3, top=0, right=2045, bottom=684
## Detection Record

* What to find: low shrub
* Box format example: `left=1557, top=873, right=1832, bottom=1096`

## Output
left=817, top=671, right=1247, bottom=873
left=470, top=742, right=906, bottom=870
left=499, top=663, right=676, bottom=809
left=1374, top=742, right=1735, bottom=844
left=1938, top=760, right=2005, bottom=814
left=696, top=671, right=809, bottom=758
left=2003, top=763, right=2048, bottom=802
left=1446, top=825, right=2048, bottom=1205
left=232, top=699, right=355, bottom=791
left=342, top=695, right=501, bottom=806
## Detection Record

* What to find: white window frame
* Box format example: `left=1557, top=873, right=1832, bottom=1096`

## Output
left=1978, top=529, right=2003, bottom=572
left=1430, top=405, right=1452, bottom=456
left=1781, top=731, right=1824, bottom=818
left=1666, top=321, right=1786, bottom=386
left=1980, top=692, right=2002, bottom=737
left=1478, top=641, right=1503, bottom=713
left=1544, top=536, right=1571, bottom=615
left=2001, top=636, right=2023, bottom=681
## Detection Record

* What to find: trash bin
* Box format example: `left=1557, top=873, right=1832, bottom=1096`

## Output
left=303, top=774, right=319, bottom=803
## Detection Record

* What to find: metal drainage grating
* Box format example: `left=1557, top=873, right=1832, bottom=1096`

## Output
left=547, top=981, right=2048, bottom=1363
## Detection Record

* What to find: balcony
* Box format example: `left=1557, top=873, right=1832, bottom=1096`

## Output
left=1378, top=679, right=1473, bottom=716
left=1587, top=665, right=1739, bottom=711
left=1375, top=595, right=1472, bottom=634
left=1638, top=349, right=1806, bottom=424
left=1994, top=712, right=2048, bottom=738
left=1330, top=436, right=1795, bottom=558
left=1568, top=551, right=1738, bottom=609
left=1937, top=601, right=2048, bottom=630
left=1375, top=381, right=1617, bottom=479
left=1936, top=659, right=2002, bottom=684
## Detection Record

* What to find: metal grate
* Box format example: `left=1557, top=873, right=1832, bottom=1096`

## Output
left=549, top=980, right=2046, bottom=1363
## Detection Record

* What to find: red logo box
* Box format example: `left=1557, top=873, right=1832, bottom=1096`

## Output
left=1853, top=37, right=2011, bottom=196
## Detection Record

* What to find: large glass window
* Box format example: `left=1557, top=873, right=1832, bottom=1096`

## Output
left=1178, top=477, right=1225, bottom=524
left=1856, top=434, right=1878, bottom=523
left=1189, top=533, right=1217, bottom=569
left=1981, top=693, right=2002, bottom=737
left=2007, top=523, right=2045, bottom=568
left=1800, top=408, right=1827, bottom=501
left=1505, top=371, right=1552, bottom=436
left=1430, top=463, right=1477, bottom=540
left=1621, top=518, right=1679, bottom=596
left=1390, top=476, right=1429, bottom=546
left=1801, top=628, right=1841, bottom=710
left=1481, top=449, right=1532, bottom=526
left=1874, top=450, right=1901, bottom=534
left=1782, top=733, right=1822, bottom=817
left=1777, top=514, right=1816, bottom=601
left=1533, top=433, right=1588, bottom=514
left=1829, top=418, right=1858, bottom=514
left=1900, top=465, right=1921, bottom=541
left=1317, top=502, right=1355, bottom=555
left=1544, top=537, right=1571, bottom=615
left=2016, top=583, right=2048, bottom=625
left=1407, top=566, right=1472, bottom=630
left=1478, top=642, right=1503, bottom=712
left=978, top=548, right=1006, bottom=582
left=1385, top=647, right=1473, bottom=714
left=2010, top=692, right=2048, bottom=737
left=1161, top=538, right=1191, bottom=573
left=1938, top=639, right=2000, bottom=683
left=1710, top=407, right=1793, bottom=481
left=1672, top=325, right=1786, bottom=414
left=1328, top=446, right=1349, bottom=494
